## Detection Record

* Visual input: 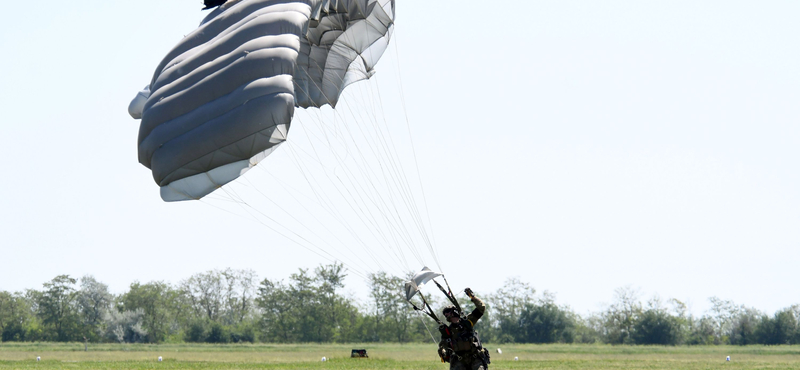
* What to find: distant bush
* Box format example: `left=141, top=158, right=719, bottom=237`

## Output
left=755, top=308, right=799, bottom=345
left=184, top=321, right=208, bottom=343
left=632, top=309, right=682, bottom=345
left=686, top=316, right=716, bottom=345
left=517, top=302, right=575, bottom=343
left=231, top=322, right=257, bottom=343
left=207, top=322, right=231, bottom=343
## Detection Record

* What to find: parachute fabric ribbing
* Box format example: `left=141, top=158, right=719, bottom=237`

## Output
left=129, top=0, right=395, bottom=201
left=295, top=0, right=395, bottom=108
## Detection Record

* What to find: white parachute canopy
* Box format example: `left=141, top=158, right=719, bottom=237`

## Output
left=404, top=266, right=443, bottom=301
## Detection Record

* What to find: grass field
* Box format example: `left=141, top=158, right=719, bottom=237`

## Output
left=1, top=343, right=800, bottom=369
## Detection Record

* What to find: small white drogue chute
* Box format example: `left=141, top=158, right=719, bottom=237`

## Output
left=404, top=266, right=443, bottom=301
left=403, top=266, right=465, bottom=326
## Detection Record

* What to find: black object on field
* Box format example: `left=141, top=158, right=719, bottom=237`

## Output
left=351, top=349, right=368, bottom=358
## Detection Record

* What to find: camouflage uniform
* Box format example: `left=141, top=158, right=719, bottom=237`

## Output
left=439, top=296, right=487, bottom=370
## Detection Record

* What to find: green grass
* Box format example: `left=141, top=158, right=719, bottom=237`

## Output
left=1, top=343, right=800, bottom=369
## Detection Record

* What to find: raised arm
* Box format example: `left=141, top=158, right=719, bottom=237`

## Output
left=464, top=288, right=486, bottom=325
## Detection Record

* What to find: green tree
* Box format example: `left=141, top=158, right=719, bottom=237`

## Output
left=180, top=268, right=257, bottom=330
left=256, top=264, right=368, bottom=343
left=0, top=291, right=33, bottom=342
left=316, top=263, right=362, bottom=342
left=181, top=271, right=224, bottom=323
left=289, top=268, right=320, bottom=342
left=77, top=275, right=112, bottom=342
left=35, top=275, right=80, bottom=341
left=728, top=308, right=761, bottom=345
left=599, top=286, right=642, bottom=344
left=257, top=279, right=300, bottom=342
left=708, top=297, right=740, bottom=344
left=486, top=277, right=536, bottom=343
left=119, top=281, right=180, bottom=343
left=367, top=271, right=417, bottom=343
left=220, top=269, right=257, bottom=326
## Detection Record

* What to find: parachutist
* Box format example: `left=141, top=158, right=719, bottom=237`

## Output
left=438, top=289, right=490, bottom=370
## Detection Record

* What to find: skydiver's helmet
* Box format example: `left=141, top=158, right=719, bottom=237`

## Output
left=443, top=306, right=461, bottom=320
left=203, top=0, right=227, bottom=10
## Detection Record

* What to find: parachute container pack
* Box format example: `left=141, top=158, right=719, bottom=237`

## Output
left=129, top=0, right=395, bottom=201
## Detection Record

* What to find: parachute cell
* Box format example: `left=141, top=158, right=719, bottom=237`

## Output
left=129, top=0, right=395, bottom=201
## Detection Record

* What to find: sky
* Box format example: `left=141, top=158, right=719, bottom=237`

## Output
left=0, top=0, right=798, bottom=317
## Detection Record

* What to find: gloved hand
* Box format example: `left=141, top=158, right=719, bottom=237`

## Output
left=464, top=287, right=475, bottom=299
left=438, top=347, right=450, bottom=363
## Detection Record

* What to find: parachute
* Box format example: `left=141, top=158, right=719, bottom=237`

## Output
left=128, top=0, right=442, bottom=285
left=129, top=0, right=395, bottom=201
left=404, top=267, right=463, bottom=325
left=404, top=266, right=443, bottom=301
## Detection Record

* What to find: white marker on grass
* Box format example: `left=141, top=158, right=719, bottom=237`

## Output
left=36, top=357, right=40, bottom=362
left=727, top=356, right=730, bottom=361
left=496, top=348, right=502, bottom=354
left=321, top=357, right=327, bottom=362
left=514, top=357, right=519, bottom=361
left=158, top=356, right=162, bottom=362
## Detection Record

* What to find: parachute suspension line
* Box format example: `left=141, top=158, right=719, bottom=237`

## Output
left=216, top=185, right=370, bottom=280
left=325, top=37, right=437, bottom=270
left=347, top=82, right=420, bottom=254
left=285, top=134, right=410, bottom=273
left=290, top=45, right=439, bottom=275
left=327, top=88, right=428, bottom=267
left=391, top=29, right=442, bottom=270
left=417, top=310, right=439, bottom=344
left=221, top=184, right=350, bottom=268
left=239, top=175, right=379, bottom=272
left=327, top=73, right=429, bottom=268
left=360, top=78, right=434, bottom=267
left=282, top=140, right=404, bottom=274
left=199, top=190, right=369, bottom=281
left=358, top=39, right=431, bottom=257
left=328, top=78, right=431, bottom=271
left=283, top=119, right=416, bottom=277
left=251, top=166, right=391, bottom=272
left=384, top=30, right=441, bottom=270
left=293, top=76, right=421, bottom=274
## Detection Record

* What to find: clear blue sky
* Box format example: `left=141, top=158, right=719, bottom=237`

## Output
left=0, top=0, right=798, bottom=316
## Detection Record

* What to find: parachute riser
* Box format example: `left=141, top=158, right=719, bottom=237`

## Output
left=434, top=277, right=462, bottom=313
left=408, top=290, right=442, bottom=325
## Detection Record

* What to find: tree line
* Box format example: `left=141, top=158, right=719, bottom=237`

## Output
left=1, top=265, right=798, bottom=345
